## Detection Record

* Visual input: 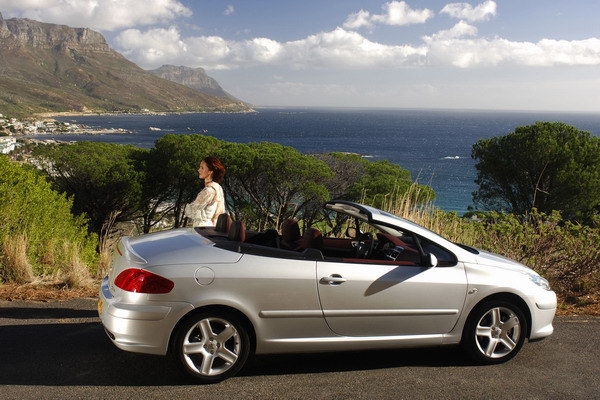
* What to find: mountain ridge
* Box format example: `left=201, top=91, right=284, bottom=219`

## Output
left=0, top=12, right=251, bottom=117
left=150, top=65, right=240, bottom=101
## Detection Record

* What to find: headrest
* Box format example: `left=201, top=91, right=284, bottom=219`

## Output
left=301, top=227, right=323, bottom=250
left=281, top=218, right=301, bottom=242
left=228, top=220, right=246, bottom=242
left=215, top=213, right=232, bottom=233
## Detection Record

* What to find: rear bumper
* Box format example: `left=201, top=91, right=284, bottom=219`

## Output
left=98, top=277, right=194, bottom=355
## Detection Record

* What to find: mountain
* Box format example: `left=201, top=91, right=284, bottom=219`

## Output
left=0, top=13, right=251, bottom=117
left=150, top=65, right=239, bottom=101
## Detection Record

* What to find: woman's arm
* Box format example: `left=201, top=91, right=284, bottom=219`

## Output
left=192, top=186, right=217, bottom=207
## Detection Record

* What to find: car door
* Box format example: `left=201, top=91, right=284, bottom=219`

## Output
left=316, top=259, right=468, bottom=337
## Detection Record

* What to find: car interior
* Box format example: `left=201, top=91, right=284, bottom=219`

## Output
left=199, top=213, right=456, bottom=267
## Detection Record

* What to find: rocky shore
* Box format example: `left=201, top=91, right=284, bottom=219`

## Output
left=0, top=113, right=130, bottom=136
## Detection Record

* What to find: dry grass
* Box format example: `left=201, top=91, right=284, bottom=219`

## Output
left=1, top=233, right=97, bottom=291
left=1, top=234, right=35, bottom=283
left=62, top=242, right=95, bottom=288
left=0, top=280, right=98, bottom=301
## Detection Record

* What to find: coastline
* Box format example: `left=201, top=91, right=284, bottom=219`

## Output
left=34, top=106, right=257, bottom=119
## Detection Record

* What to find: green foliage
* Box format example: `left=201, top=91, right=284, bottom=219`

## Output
left=469, top=210, right=600, bottom=296
left=27, top=135, right=437, bottom=235
left=319, top=152, right=435, bottom=209
left=33, top=141, right=147, bottom=236
left=145, top=135, right=333, bottom=231
left=219, top=141, right=332, bottom=229
left=472, top=121, right=600, bottom=222
left=0, top=155, right=97, bottom=281
left=143, top=134, right=224, bottom=231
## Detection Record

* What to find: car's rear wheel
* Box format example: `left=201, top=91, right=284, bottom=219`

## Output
left=172, top=310, right=251, bottom=383
left=461, top=300, right=527, bottom=364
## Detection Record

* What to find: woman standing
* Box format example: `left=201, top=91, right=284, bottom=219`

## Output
left=184, top=156, right=226, bottom=227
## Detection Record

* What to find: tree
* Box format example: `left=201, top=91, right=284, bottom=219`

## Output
left=33, top=141, right=146, bottom=238
left=472, top=121, right=600, bottom=221
left=219, top=141, right=332, bottom=230
left=317, top=153, right=435, bottom=209
left=143, top=134, right=223, bottom=231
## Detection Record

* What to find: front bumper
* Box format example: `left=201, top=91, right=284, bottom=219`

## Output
left=98, top=276, right=194, bottom=355
left=530, top=289, right=557, bottom=340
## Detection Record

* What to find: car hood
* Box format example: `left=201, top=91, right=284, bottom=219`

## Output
left=473, top=248, right=533, bottom=274
left=124, top=228, right=242, bottom=266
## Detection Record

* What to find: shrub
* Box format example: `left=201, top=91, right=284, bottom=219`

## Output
left=0, top=156, right=98, bottom=285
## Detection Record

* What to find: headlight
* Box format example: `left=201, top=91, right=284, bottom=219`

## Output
left=527, top=273, right=551, bottom=291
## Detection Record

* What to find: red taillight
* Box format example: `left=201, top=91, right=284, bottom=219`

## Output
left=114, top=269, right=174, bottom=294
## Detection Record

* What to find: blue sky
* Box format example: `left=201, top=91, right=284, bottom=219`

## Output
left=1, top=1, right=599, bottom=111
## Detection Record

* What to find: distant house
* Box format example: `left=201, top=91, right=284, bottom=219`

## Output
left=0, top=137, right=16, bottom=154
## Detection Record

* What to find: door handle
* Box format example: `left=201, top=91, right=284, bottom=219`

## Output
left=319, top=274, right=347, bottom=285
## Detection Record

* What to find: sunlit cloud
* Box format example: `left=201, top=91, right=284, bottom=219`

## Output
left=423, top=23, right=600, bottom=67
left=116, top=21, right=600, bottom=71
left=115, top=26, right=428, bottom=70
left=440, top=0, right=497, bottom=22
left=0, top=0, right=192, bottom=31
left=343, top=1, right=434, bottom=30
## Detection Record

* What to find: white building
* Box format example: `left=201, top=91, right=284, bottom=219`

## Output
left=0, top=137, right=16, bottom=154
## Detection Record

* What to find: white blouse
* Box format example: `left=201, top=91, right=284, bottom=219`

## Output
left=184, top=182, right=225, bottom=227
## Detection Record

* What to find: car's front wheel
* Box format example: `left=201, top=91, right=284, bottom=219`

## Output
left=461, top=300, right=527, bottom=364
left=172, top=310, right=252, bottom=383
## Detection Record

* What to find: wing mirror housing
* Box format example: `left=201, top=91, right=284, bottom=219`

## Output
left=425, top=253, right=438, bottom=268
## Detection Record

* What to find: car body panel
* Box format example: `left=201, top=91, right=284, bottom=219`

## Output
left=317, top=261, right=467, bottom=336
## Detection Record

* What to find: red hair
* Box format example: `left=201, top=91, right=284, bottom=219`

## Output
left=203, top=156, right=226, bottom=183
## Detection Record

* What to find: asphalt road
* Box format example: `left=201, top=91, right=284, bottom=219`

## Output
left=0, top=298, right=598, bottom=400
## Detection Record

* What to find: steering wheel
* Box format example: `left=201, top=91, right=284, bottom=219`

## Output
left=355, top=232, right=374, bottom=258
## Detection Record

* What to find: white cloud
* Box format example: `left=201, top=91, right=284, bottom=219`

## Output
left=427, top=21, right=479, bottom=41
left=440, top=0, right=497, bottom=22
left=115, top=27, right=189, bottom=64
left=423, top=23, right=600, bottom=68
left=343, top=10, right=373, bottom=30
left=117, top=27, right=428, bottom=70
left=285, top=28, right=427, bottom=69
left=224, top=5, right=235, bottom=16
left=0, top=0, right=192, bottom=31
left=373, top=1, right=435, bottom=25
left=343, top=1, right=433, bottom=30
left=116, top=20, right=600, bottom=71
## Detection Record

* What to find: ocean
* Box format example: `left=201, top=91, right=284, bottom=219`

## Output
left=42, top=108, right=600, bottom=215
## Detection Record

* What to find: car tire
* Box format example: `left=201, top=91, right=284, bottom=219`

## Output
left=461, top=299, right=527, bottom=364
left=172, top=310, right=252, bottom=383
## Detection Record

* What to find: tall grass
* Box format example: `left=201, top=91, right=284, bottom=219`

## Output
left=0, top=234, right=95, bottom=288
left=1, top=235, right=35, bottom=284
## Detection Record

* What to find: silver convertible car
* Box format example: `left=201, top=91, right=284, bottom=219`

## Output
left=98, top=200, right=556, bottom=383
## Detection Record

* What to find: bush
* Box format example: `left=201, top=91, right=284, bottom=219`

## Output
left=0, top=156, right=98, bottom=285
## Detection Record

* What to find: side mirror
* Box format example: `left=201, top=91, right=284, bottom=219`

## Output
left=426, top=253, right=438, bottom=268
